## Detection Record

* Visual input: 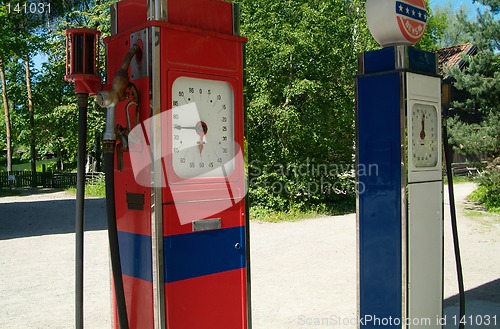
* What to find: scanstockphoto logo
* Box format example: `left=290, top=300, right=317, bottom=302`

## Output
left=126, top=104, right=377, bottom=225
left=395, top=0, right=427, bottom=42
left=128, top=102, right=247, bottom=225
left=248, top=160, right=379, bottom=196
left=297, top=314, right=470, bottom=326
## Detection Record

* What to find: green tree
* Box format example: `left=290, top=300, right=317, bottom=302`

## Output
left=417, top=4, right=447, bottom=51
left=0, top=57, right=12, bottom=171
left=40, top=0, right=112, bottom=169
left=446, top=0, right=499, bottom=159
left=0, top=2, right=24, bottom=171
left=236, top=0, right=373, bottom=212
left=0, top=0, right=112, bottom=172
left=427, top=0, right=473, bottom=48
left=446, top=0, right=499, bottom=211
left=418, top=1, right=475, bottom=51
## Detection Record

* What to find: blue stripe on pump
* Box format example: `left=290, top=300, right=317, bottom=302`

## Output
left=118, top=231, right=153, bottom=283
left=164, top=226, right=246, bottom=283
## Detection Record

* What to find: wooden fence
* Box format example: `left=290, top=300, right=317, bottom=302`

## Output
left=0, top=171, right=103, bottom=189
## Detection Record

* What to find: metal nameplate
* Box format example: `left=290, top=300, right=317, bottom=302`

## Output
left=126, top=192, right=145, bottom=211
left=130, top=28, right=149, bottom=80
left=192, top=219, right=222, bottom=232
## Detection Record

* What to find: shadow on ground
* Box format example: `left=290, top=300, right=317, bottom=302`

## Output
left=0, top=188, right=68, bottom=197
left=0, top=198, right=107, bottom=240
left=16, top=188, right=68, bottom=196
left=444, top=279, right=500, bottom=328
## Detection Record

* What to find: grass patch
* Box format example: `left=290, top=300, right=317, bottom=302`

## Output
left=465, top=209, right=487, bottom=217
left=250, top=206, right=323, bottom=222
left=1, top=159, right=59, bottom=172
left=250, top=194, right=356, bottom=222
left=67, top=175, right=106, bottom=198
left=444, top=175, right=473, bottom=185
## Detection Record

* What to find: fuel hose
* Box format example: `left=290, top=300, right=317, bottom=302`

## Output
left=98, top=43, right=142, bottom=329
left=443, top=118, right=466, bottom=329
left=75, top=93, right=88, bottom=329
left=104, top=140, right=130, bottom=329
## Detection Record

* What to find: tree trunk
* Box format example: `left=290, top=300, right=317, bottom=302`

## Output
left=25, top=53, right=37, bottom=187
left=0, top=56, right=12, bottom=172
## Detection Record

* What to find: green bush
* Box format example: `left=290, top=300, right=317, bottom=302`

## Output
left=468, top=168, right=500, bottom=213
left=249, top=194, right=356, bottom=222
left=248, top=160, right=357, bottom=216
left=67, top=174, right=106, bottom=198
left=85, top=175, right=106, bottom=198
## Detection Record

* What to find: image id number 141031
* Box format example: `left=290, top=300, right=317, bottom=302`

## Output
left=7, top=2, right=51, bottom=14
left=449, top=315, right=497, bottom=326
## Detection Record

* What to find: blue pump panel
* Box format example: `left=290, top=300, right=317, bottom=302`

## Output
left=357, top=72, right=403, bottom=326
left=361, top=46, right=438, bottom=76
left=362, top=47, right=397, bottom=74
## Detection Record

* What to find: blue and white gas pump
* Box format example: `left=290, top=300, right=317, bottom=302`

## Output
left=356, top=0, right=445, bottom=327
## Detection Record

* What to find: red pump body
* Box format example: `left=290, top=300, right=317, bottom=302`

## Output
left=104, top=0, right=249, bottom=328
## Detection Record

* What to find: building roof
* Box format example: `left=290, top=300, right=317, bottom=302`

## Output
left=435, top=43, right=477, bottom=78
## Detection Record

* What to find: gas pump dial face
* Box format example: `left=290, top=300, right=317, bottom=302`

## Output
left=171, top=77, right=235, bottom=179
left=411, top=103, right=438, bottom=168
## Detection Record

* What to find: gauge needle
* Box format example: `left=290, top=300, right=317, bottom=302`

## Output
left=198, top=136, right=205, bottom=154
left=420, top=115, right=426, bottom=140
left=174, top=124, right=197, bottom=130
left=173, top=122, right=208, bottom=154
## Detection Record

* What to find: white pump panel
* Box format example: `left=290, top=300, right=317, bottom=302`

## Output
left=406, top=72, right=443, bottom=328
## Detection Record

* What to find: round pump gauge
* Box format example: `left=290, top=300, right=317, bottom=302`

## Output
left=171, top=76, right=235, bottom=179
left=410, top=103, right=438, bottom=168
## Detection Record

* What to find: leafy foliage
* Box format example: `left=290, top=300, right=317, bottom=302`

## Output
left=417, top=5, right=448, bottom=51
left=428, top=1, right=473, bottom=48
left=67, top=174, right=106, bottom=198
left=446, top=0, right=499, bottom=159
left=0, top=0, right=111, bottom=171
left=447, top=111, right=500, bottom=156
left=236, top=0, right=373, bottom=212
left=468, top=169, right=500, bottom=212
left=1, top=0, right=495, bottom=218
left=442, top=0, right=500, bottom=213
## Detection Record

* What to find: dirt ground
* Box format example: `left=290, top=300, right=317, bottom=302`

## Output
left=0, top=183, right=498, bottom=328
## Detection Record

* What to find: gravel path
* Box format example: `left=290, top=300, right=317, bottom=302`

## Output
left=0, top=183, right=498, bottom=328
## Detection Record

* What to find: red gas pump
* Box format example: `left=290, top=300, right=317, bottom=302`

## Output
left=98, top=0, right=250, bottom=328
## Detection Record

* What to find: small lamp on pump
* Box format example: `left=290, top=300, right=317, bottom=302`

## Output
left=64, top=28, right=101, bottom=95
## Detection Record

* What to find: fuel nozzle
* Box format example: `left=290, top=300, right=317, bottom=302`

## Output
left=99, top=43, right=142, bottom=145
left=97, top=43, right=141, bottom=108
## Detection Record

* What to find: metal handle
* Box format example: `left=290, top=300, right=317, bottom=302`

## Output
left=126, top=100, right=140, bottom=132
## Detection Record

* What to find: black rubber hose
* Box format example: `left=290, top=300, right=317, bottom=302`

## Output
left=104, top=145, right=130, bottom=329
left=75, top=93, right=88, bottom=329
left=443, top=122, right=466, bottom=328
